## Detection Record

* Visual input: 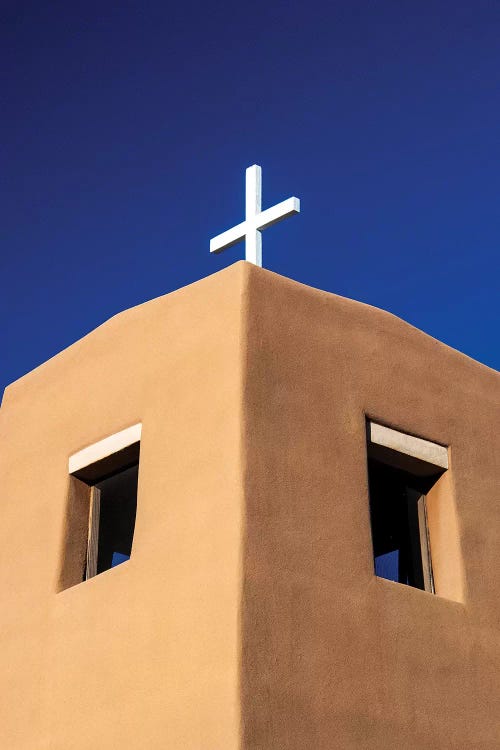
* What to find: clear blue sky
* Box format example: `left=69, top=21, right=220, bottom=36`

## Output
left=2, top=0, right=499, bottom=398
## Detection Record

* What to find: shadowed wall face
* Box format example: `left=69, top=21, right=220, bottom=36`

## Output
left=241, top=266, right=499, bottom=750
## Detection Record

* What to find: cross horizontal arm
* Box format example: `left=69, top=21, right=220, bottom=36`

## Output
left=256, top=197, right=300, bottom=232
left=210, top=220, right=247, bottom=254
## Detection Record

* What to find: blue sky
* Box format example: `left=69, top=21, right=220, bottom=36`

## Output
left=2, top=0, right=499, bottom=398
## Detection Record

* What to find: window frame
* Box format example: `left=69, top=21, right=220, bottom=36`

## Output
left=366, top=419, right=448, bottom=594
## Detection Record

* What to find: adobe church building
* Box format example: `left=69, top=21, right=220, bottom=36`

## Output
left=0, top=261, right=499, bottom=749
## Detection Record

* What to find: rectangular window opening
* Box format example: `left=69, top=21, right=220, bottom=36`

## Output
left=61, top=425, right=141, bottom=589
left=366, top=420, right=448, bottom=593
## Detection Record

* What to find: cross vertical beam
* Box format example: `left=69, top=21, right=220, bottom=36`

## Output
left=245, top=165, right=262, bottom=267
left=210, top=164, right=300, bottom=268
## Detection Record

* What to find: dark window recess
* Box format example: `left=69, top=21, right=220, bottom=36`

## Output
left=368, top=457, right=440, bottom=592
left=60, top=440, right=140, bottom=590
left=73, top=442, right=140, bottom=581
left=91, top=464, right=139, bottom=576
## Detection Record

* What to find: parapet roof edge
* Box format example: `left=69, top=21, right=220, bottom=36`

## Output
left=2, top=261, right=497, bottom=410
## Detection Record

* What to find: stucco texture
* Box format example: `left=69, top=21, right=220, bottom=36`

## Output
left=0, top=261, right=499, bottom=749
left=0, top=265, right=245, bottom=749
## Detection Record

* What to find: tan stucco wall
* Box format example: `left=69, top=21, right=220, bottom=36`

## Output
left=0, top=261, right=499, bottom=748
left=0, top=264, right=246, bottom=749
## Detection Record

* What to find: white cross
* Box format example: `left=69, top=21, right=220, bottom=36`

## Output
left=210, top=164, right=300, bottom=267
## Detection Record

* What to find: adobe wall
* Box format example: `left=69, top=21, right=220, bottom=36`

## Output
left=1, top=261, right=499, bottom=749
left=0, top=264, right=246, bottom=749
left=241, top=264, right=500, bottom=748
